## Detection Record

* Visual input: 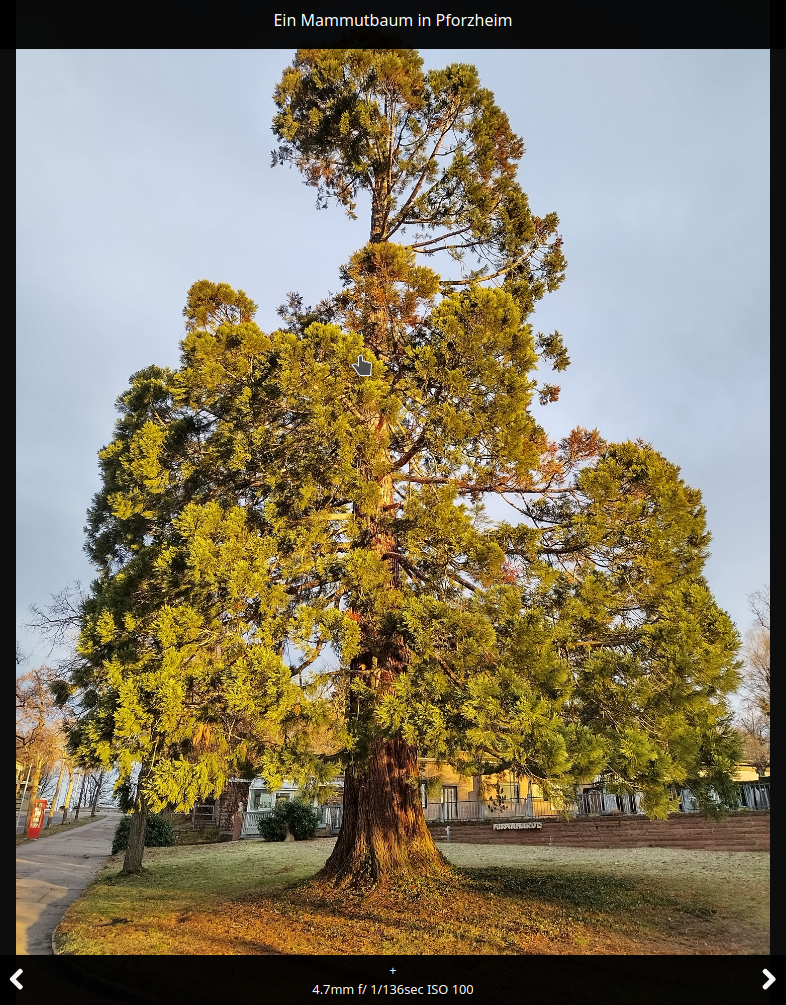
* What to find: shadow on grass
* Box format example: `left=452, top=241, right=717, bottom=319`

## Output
left=57, top=852, right=763, bottom=957
left=459, top=866, right=717, bottom=920
left=220, top=866, right=677, bottom=950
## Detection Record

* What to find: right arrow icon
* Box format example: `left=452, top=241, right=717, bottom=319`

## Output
left=763, top=970, right=775, bottom=990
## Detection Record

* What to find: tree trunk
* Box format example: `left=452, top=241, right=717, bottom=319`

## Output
left=24, top=757, right=42, bottom=836
left=73, top=771, right=87, bottom=821
left=46, top=759, right=66, bottom=829
left=122, top=800, right=149, bottom=874
left=90, top=770, right=104, bottom=817
left=17, top=763, right=31, bottom=816
left=61, top=764, right=75, bottom=824
left=318, top=736, right=449, bottom=887
left=320, top=390, right=449, bottom=888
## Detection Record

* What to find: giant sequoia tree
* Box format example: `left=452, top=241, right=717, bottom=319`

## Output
left=64, top=49, right=741, bottom=882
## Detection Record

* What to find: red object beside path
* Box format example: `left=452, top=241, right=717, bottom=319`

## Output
left=27, top=799, right=48, bottom=839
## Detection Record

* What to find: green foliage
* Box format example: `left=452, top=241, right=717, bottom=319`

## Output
left=284, top=799, right=321, bottom=839
left=271, top=48, right=566, bottom=326
left=59, top=50, right=742, bottom=852
left=111, top=813, right=176, bottom=855
left=257, top=808, right=287, bottom=842
left=258, top=799, right=320, bottom=841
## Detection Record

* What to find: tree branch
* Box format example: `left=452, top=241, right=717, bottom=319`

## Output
left=385, top=102, right=463, bottom=239
left=389, top=431, right=428, bottom=473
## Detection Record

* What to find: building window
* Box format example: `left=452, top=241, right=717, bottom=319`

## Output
left=251, top=791, right=273, bottom=810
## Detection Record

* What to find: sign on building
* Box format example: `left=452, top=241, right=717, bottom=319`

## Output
left=492, top=821, right=542, bottom=830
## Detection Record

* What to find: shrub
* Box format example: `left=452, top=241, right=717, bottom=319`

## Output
left=284, top=799, right=320, bottom=840
left=257, top=799, right=320, bottom=841
left=257, top=807, right=288, bottom=842
left=111, top=812, right=177, bottom=854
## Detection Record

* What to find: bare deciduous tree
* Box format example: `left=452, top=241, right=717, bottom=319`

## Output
left=737, top=585, right=769, bottom=778
left=741, top=585, right=770, bottom=720
left=16, top=664, right=69, bottom=832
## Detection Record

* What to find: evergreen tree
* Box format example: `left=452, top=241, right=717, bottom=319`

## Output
left=61, top=49, right=741, bottom=882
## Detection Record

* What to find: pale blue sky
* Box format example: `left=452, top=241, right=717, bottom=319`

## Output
left=17, top=49, right=769, bottom=668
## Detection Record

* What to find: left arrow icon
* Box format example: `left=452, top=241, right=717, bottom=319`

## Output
left=11, top=970, right=23, bottom=990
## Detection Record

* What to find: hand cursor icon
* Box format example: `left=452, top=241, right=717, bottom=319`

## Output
left=352, top=355, right=372, bottom=377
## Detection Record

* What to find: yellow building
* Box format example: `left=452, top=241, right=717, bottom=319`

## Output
left=734, top=762, right=770, bottom=782
left=418, top=756, right=769, bottom=820
left=418, top=758, right=562, bottom=821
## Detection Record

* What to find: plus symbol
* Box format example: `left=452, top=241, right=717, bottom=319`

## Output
left=389, top=968, right=396, bottom=975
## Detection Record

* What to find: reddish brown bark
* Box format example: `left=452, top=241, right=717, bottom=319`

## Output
left=318, top=371, right=451, bottom=888
left=318, top=736, right=449, bottom=887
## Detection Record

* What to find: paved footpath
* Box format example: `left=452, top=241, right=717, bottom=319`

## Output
left=16, top=812, right=122, bottom=954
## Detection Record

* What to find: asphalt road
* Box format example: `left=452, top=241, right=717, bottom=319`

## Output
left=16, top=812, right=122, bottom=954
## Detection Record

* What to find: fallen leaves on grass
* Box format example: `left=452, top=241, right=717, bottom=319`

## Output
left=54, top=842, right=769, bottom=957
left=154, top=869, right=738, bottom=956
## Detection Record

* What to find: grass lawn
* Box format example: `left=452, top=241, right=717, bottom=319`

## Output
left=54, top=838, right=769, bottom=957
left=16, top=814, right=106, bottom=846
